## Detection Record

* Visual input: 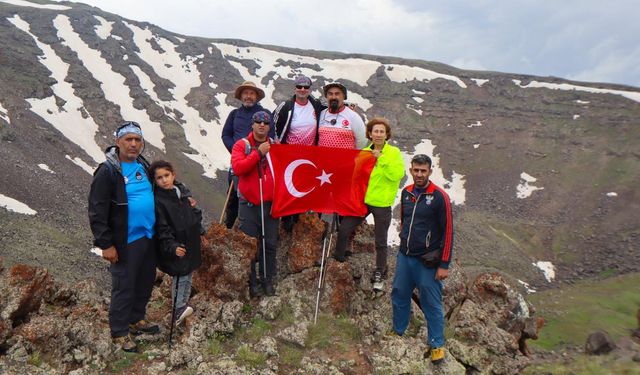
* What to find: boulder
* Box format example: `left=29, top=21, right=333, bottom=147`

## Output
left=192, top=223, right=257, bottom=301
left=585, top=330, right=616, bottom=355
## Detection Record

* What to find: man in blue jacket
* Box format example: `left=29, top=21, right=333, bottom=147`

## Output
left=88, top=122, right=159, bottom=353
left=221, top=81, right=273, bottom=229
left=391, top=154, right=454, bottom=364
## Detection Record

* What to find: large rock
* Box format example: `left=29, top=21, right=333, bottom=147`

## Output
left=192, top=223, right=257, bottom=301
left=283, top=213, right=325, bottom=273
left=585, top=330, right=616, bottom=355
left=447, top=272, right=538, bottom=374
left=1, top=264, right=54, bottom=322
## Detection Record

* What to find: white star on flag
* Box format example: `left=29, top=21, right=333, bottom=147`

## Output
left=316, top=170, right=333, bottom=186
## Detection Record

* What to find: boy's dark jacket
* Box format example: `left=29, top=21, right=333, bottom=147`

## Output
left=155, top=182, right=204, bottom=276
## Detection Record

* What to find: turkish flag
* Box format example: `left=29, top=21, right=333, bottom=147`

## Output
left=267, top=144, right=376, bottom=217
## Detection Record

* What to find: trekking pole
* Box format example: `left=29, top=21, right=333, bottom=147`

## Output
left=313, top=213, right=337, bottom=324
left=258, top=158, right=267, bottom=281
left=219, top=180, right=234, bottom=224
left=320, top=213, right=338, bottom=290
left=168, top=275, right=180, bottom=348
left=313, top=230, right=329, bottom=324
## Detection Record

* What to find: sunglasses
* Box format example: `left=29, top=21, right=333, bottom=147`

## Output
left=295, top=85, right=310, bottom=89
left=255, top=121, right=270, bottom=125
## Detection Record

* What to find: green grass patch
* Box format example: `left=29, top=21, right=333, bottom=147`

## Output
left=306, top=314, right=361, bottom=350
left=27, top=351, right=43, bottom=367
left=109, top=352, right=137, bottom=373
left=277, top=303, right=295, bottom=325
left=235, top=344, right=267, bottom=369
left=523, top=352, right=640, bottom=375
left=243, top=318, right=272, bottom=342
left=279, top=343, right=303, bottom=369
left=206, top=335, right=224, bottom=357
left=528, top=272, right=640, bottom=350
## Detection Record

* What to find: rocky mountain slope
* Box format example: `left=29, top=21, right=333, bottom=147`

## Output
left=0, top=0, right=639, bottom=293
left=0, top=218, right=546, bottom=374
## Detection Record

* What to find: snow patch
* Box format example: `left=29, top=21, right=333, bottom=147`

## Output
left=65, top=155, right=95, bottom=175
left=213, top=43, right=379, bottom=111
left=473, top=144, right=480, bottom=149
left=471, top=78, right=489, bottom=87
left=533, top=261, right=555, bottom=282
left=0, top=102, right=9, bottom=124
left=406, top=104, right=422, bottom=116
left=9, top=15, right=105, bottom=164
left=573, top=114, right=580, bottom=120
left=38, top=163, right=54, bottom=173
left=517, top=279, right=537, bottom=294
left=517, top=172, right=544, bottom=198
left=412, top=96, right=424, bottom=103
left=0, top=0, right=70, bottom=10
left=514, top=80, right=640, bottom=103
left=606, top=192, right=617, bottom=197
left=127, top=23, right=229, bottom=178
left=53, top=15, right=165, bottom=151
left=0, top=193, right=37, bottom=215
left=412, top=89, right=425, bottom=95
left=467, top=121, right=482, bottom=128
left=93, top=15, right=113, bottom=40
left=575, top=100, right=590, bottom=104
left=384, top=64, right=467, bottom=88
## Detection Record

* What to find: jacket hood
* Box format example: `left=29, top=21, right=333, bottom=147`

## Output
left=104, top=146, right=121, bottom=172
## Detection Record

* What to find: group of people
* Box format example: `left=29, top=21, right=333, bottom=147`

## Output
left=88, top=76, right=454, bottom=364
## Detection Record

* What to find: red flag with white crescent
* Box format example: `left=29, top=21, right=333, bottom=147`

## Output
left=267, top=144, right=376, bottom=217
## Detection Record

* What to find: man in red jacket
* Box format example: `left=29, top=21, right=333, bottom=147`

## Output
left=231, top=111, right=278, bottom=297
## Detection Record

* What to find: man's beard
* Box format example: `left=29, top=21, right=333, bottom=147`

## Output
left=329, top=99, right=340, bottom=112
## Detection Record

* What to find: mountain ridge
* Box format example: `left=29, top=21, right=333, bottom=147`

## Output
left=0, top=0, right=639, bottom=291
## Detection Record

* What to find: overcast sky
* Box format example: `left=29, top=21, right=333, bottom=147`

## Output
left=66, top=0, right=640, bottom=88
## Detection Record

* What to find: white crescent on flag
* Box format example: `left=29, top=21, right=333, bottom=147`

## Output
left=284, top=159, right=316, bottom=198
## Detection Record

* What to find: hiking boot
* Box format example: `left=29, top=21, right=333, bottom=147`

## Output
left=129, top=319, right=160, bottom=335
left=430, top=347, right=445, bottom=364
left=250, top=283, right=263, bottom=298
left=372, top=270, right=384, bottom=291
left=332, top=253, right=346, bottom=263
left=263, top=282, right=276, bottom=296
left=175, top=305, right=193, bottom=326
left=113, top=334, right=138, bottom=353
left=345, top=250, right=353, bottom=258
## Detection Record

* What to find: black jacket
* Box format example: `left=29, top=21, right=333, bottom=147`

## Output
left=88, top=146, right=152, bottom=252
left=272, top=95, right=325, bottom=144
left=399, top=182, right=454, bottom=269
left=155, top=182, right=204, bottom=276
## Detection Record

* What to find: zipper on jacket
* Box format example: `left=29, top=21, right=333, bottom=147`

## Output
left=406, top=192, right=420, bottom=255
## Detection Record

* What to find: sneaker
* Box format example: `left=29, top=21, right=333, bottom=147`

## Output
left=372, top=271, right=384, bottom=291
left=430, top=347, right=445, bottom=364
left=175, top=305, right=193, bottom=326
left=129, top=319, right=160, bottom=335
left=113, top=334, right=138, bottom=353
left=263, top=282, right=276, bottom=296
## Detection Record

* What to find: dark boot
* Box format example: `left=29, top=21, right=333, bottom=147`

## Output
left=263, top=281, right=276, bottom=296
left=249, top=260, right=262, bottom=298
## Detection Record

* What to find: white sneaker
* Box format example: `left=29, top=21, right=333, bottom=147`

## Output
left=175, top=306, right=193, bottom=326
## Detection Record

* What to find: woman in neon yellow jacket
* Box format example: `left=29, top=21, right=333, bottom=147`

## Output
left=333, top=117, right=405, bottom=290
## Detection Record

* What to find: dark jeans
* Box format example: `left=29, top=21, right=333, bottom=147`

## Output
left=224, top=171, right=239, bottom=229
left=335, top=205, right=392, bottom=272
left=109, top=236, right=157, bottom=337
left=239, top=200, right=279, bottom=283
